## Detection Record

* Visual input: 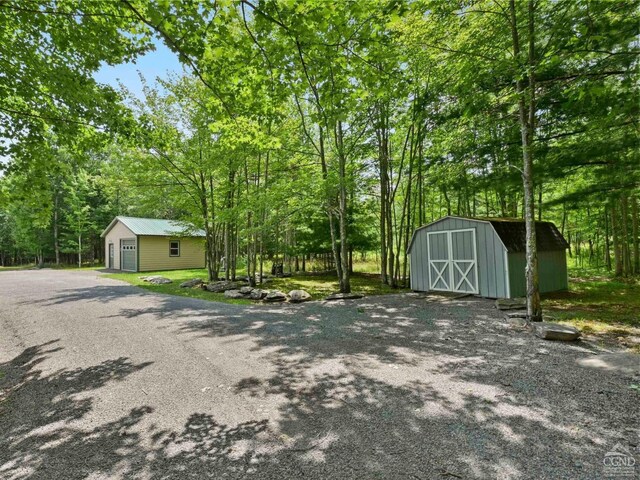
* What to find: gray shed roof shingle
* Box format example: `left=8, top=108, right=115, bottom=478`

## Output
left=486, top=219, right=569, bottom=252
left=101, top=216, right=205, bottom=238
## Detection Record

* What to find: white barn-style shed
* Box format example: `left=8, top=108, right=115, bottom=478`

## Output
left=407, top=216, right=569, bottom=299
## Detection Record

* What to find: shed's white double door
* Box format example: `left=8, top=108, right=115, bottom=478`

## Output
left=427, top=229, right=479, bottom=294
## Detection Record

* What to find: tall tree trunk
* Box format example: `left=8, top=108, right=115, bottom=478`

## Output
left=223, top=170, right=235, bottom=281
left=316, top=123, right=344, bottom=288
left=336, top=121, right=351, bottom=293
left=537, top=183, right=542, bottom=221
left=377, top=102, right=389, bottom=285
left=199, top=172, right=215, bottom=282
left=54, top=189, right=60, bottom=265
left=611, top=201, right=623, bottom=276
left=244, top=158, right=256, bottom=287
left=418, top=140, right=424, bottom=225
left=443, top=187, right=451, bottom=215
left=510, top=0, right=541, bottom=320
left=209, top=175, right=220, bottom=280
left=604, top=206, right=612, bottom=271
left=632, top=195, right=639, bottom=274
left=621, top=195, right=631, bottom=276
left=259, top=150, right=269, bottom=283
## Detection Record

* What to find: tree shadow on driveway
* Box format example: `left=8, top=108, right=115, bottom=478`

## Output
left=20, top=285, right=158, bottom=307
left=0, top=342, right=274, bottom=480
left=2, top=290, right=638, bottom=478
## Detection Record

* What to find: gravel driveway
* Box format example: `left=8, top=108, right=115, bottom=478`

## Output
left=0, top=269, right=638, bottom=479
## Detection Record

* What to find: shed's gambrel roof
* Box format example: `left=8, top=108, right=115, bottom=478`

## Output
left=487, top=219, right=568, bottom=252
left=407, top=216, right=568, bottom=253
left=101, top=216, right=205, bottom=238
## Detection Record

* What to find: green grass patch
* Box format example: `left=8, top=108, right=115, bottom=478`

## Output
left=0, top=264, right=103, bottom=272
left=0, top=265, right=35, bottom=272
left=104, top=268, right=248, bottom=304
left=543, top=274, right=640, bottom=352
left=104, top=268, right=408, bottom=304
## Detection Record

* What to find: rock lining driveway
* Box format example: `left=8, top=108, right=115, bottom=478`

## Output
left=0, top=269, right=638, bottom=479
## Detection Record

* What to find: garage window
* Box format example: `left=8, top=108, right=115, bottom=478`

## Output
left=169, top=240, right=180, bottom=257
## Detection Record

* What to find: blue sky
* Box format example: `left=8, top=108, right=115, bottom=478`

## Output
left=94, top=41, right=183, bottom=98
left=0, top=42, right=183, bottom=172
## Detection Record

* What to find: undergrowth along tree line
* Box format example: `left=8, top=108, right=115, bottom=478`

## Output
left=0, top=2, right=638, bottom=307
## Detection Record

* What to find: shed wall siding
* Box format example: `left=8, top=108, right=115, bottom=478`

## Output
left=508, top=250, right=568, bottom=297
left=409, top=217, right=508, bottom=297
left=104, top=221, right=136, bottom=270
left=138, top=236, right=205, bottom=271
left=539, top=250, right=569, bottom=292
left=507, top=253, right=527, bottom=298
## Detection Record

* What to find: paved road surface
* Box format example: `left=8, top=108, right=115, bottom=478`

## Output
left=0, top=269, right=637, bottom=479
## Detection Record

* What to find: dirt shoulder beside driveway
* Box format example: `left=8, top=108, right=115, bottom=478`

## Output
left=0, top=269, right=638, bottom=479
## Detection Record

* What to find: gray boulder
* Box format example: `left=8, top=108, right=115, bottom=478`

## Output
left=143, top=276, right=172, bottom=285
left=289, top=289, right=311, bottom=303
left=224, top=289, right=247, bottom=299
left=264, top=290, right=287, bottom=302
left=505, top=315, right=529, bottom=330
left=205, top=281, right=246, bottom=293
left=239, top=286, right=254, bottom=294
left=204, top=282, right=226, bottom=293
left=180, top=278, right=203, bottom=288
left=325, top=292, right=364, bottom=301
left=504, top=311, right=529, bottom=329
left=249, top=289, right=267, bottom=300
left=534, top=322, right=581, bottom=341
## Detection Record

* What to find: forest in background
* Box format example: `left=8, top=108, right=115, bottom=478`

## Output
left=1, top=1, right=638, bottom=301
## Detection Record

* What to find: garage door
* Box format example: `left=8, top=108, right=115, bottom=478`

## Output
left=121, top=239, right=136, bottom=271
left=427, top=229, right=478, bottom=294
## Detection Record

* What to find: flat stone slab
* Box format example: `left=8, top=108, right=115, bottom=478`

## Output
left=505, top=316, right=529, bottom=329
left=249, top=288, right=267, bottom=300
left=496, top=298, right=526, bottom=311
left=204, top=281, right=247, bottom=293
left=264, top=290, right=287, bottom=302
left=179, top=278, right=203, bottom=288
left=576, top=353, right=640, bottom=376
left=325, top=292, right=365, bottom=301
left=534, top=322, right=581, bottom=341
left=140, top=276, right=172, bottom=285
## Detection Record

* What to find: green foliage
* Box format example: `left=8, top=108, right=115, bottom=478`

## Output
left=543, top=271, right=640, bottom=352
left=0, top=0, right=637, bottom=287
left=0, top=1, right=152, bottom=168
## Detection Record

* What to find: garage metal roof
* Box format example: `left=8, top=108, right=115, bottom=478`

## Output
left=101, top=216, right=206, bottom=238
